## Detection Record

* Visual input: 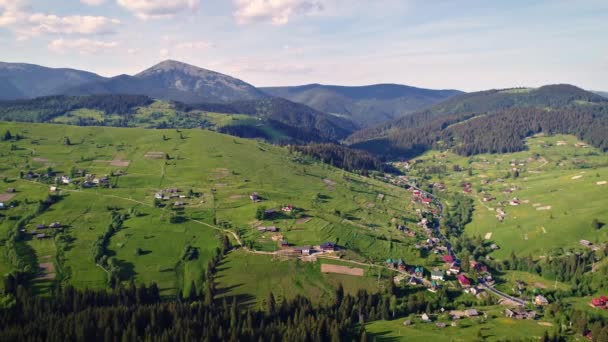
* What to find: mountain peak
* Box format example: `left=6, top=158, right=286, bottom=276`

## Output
left=136, top=59, right=214, bottom=77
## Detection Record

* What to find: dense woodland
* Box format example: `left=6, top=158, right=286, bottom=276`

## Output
left=181, top=97, right=357, bottom=142
left=351, top=105, right=608, bottom=158
left=0, top=95, right=153, bottom=123
left=290, top=143, right=390, bottom=174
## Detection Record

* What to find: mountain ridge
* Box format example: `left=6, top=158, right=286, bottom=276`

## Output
left=261, top=83, right=463, bottom=127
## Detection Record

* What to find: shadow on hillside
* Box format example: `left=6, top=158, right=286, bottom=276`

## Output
left=367, top=330, right=401, bottom=342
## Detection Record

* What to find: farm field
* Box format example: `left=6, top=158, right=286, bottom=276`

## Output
left=365, top=313, right=552, bottom=341
left=406, top=134, right=608, bottom=259
left=214, top=250, right=387, bottom=308
left=0, top=122, right=417, bottom=297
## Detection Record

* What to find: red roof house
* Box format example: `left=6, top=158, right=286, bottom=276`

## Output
left=591, top=296, right=608, bottom=307
left=442, top=255, right=454, bottom=264
left=457, top=274, right=472, bottom=287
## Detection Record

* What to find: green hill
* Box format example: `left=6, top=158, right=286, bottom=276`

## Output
left=0, top=95, right=356, bottom=143
left=347, top=84, right=608, bottom=158
left=0, top=122, right=417, bottom=300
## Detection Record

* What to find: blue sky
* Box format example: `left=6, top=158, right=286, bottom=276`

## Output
left=0, top=0, right=607, bottom=91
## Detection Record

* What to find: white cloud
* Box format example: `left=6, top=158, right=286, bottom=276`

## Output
left=48, top=38, right=118, bottom=54
left=234, top=0, right=323, bottom=25
left=26, top=14, right=120, bottom=35
left=175, top=41, right=213, bottom=49
left=159, top=48, right=169, bottom=57
left=117, top=0, right=200, bottom=19
left=81, top=0, right=106, bottom=5
left=0, top=2, right=120, bottom=38
left=127, top=47, right=140, bottom=54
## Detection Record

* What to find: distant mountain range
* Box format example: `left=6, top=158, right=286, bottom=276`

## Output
left=62, top=60, right=266, bottom=103
left=261, top=84, right=462, bottom=126
left=594, top=91, right=608, bottom=99
left=0, top=62, right=103, bottom=100
left=347, top=84, right=608, bottom=158
left=0, top=60, right=463, bottom=128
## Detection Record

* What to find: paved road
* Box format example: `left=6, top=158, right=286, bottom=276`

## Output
left=479, top=282, right=528, bottom=306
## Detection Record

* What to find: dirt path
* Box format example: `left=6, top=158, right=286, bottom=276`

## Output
left=530, top=157, right=548, bottom=170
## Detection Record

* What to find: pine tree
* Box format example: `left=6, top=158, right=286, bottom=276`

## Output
left=266, top=292, right=276, bottom=316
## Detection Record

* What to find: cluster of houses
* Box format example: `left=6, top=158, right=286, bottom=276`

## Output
left=505, top=308, right=537, bottom=320
left=154, top=188, right=189, bottom=207
left=411, top=189, right=433, bottom=206
left=385, top=258, right=407, bottom=271
left=591, top=296, right=608, bottom=309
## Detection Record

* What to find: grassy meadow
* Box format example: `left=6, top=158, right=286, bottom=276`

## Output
left=408, top=134, right=608, bottom=259
left=0, top=121, right=418, bottom=301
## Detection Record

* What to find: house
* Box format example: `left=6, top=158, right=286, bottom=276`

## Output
left=320, top=242, right=336, bottom=252
left=36, top=224, right=46, bottom=230
left=580, top=240, right=593, bottom=247
left=174, top=201, right=184, bottom=207
left=509, top=198, right=521, bottom=206
left=403, top=320, right=412, bottom=326
left=385, top=258, right=394, bottom=267
left=431, top=270, right=444, bottom=281
left=591, top=296, right=608, bottom=308
left=534, top=295, right=549, bottom=306
left=490, top=244, right=500, bottom=250
left=396, top=258, right=406, bottom=270
left=293, top=246, right=312, bottom=255
left=464, top=309, right=479, bottom=317
left=414, top=266, right=424, bottom=277
left=421, top=313, right=431, bottom=322
left=300, top=246, right=312, bottom=256
left=61, top=176, right=71, bottom=184
left=6, top=188, right=16, bottom=193
left=50, top=186, right=58, bottom=192
left=279, top=240, right=289, bottom=248
left=421, top=197, right=432, bottom=205
left=154, top=192, right=163, bottom=199
left=442, top=255, right=454, bottom=264
left=49, top=222, right=61, bottom=228
left=448, top=264, right=461, bottom=275
left=258, top=226, right=278, bottom=233
left=249, top=193, right=259, bottom=202
left=457, top=274, right=471, bottom=287
left=36, top=233, right=49, bottom=239
left=281, top=205, right=294, bottom=212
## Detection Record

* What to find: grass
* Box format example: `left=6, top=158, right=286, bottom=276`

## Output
left=0, top=121, right=416, bottom=297
left=214, top=250, right=385, bottom=309
left=405, top=134, right=608, bottom=260
left=365, top=313, right=552, bottom=341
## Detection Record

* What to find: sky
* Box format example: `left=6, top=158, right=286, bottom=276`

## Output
left=0, top=0, right=607, bottom=91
